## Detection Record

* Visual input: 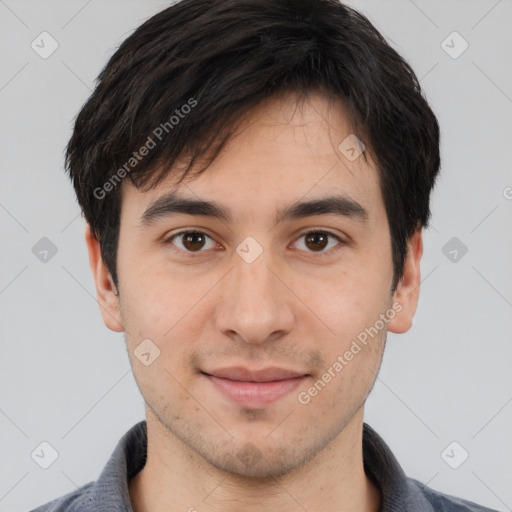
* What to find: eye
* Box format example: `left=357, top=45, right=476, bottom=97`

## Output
left=166, top=231, right=217, bottom=254
left=165, top=229, right=344, bottom=257
left=292, top=230, right=343, bottom=255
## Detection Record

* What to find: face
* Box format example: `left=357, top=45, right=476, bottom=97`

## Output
left=88, top=92, right=421, bottom=478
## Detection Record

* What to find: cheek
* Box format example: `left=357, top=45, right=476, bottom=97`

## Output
left=301, top=267, right=391, bottom=340
left=119, top=256, right=203, bottom=337
left=296, top=266, right=390, bottom=400
left=119, top=264, right=216, bottom=386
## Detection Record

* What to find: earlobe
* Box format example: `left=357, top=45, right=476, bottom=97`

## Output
left=84, top=224, right=124, bottom=332
left=387, top=227, right=423, bottom=334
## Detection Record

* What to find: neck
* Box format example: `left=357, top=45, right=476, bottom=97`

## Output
left=129, top=408, right=381, bottom=512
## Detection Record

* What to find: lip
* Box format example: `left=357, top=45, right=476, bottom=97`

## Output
left=205, top=366, right=306, bottom=382
left=202, top=367, right=309, bottom=408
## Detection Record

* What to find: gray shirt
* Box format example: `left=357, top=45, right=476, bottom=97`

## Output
left=30, top=421, right=498, bottom=511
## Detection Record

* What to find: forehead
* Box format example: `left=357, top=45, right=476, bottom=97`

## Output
left=120, top=92, right=383, bottom=222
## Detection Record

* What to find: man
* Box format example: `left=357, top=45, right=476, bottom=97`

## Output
left=32, top=0, right=498, bottom=510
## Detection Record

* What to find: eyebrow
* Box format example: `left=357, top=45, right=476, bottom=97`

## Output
left=140, top=191, right=368, bottom=227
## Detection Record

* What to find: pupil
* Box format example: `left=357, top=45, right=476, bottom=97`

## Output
left=305, top=232, right=328, bottom=251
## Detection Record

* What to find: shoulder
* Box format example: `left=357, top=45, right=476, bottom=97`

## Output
left=29, top=482, right=94, bottom=512
left=408, top=478, right=500, bottom=512
left=29, top=421, right=146, bottom=512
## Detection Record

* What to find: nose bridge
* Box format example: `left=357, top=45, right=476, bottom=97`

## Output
left=215, top=241, right=294, bottom=343
left=235, top=246, right=276, bottom=299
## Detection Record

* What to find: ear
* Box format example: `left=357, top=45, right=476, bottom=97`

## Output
left=387, top=227, right=423, bottom=334
left=84, top=224, right=124, bottom=332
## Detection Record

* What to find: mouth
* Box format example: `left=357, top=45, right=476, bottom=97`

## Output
left=200, top=367, right=310, bottom=409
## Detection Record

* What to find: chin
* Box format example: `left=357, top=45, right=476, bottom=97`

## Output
left=201, top=438, right=321, bottom=479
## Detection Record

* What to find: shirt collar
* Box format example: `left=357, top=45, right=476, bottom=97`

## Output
left=363, top=423, right=434, bottom=511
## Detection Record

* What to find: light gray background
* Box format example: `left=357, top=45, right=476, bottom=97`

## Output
left=1, top=1, right=511, bottom=511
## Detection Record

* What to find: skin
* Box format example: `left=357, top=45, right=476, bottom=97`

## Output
left=86, top=92, right=422, bottom=512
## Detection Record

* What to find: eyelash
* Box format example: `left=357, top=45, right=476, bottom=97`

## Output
left=165, top=230, right=345, bottom=258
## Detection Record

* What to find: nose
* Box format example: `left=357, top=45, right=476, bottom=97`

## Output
left=214, top=246, right=295, bottom=345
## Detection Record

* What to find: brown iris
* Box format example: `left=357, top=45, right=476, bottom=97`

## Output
left=304, top=232, right=329, bottom=252
left=182, top=232, right=207, bottom=251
